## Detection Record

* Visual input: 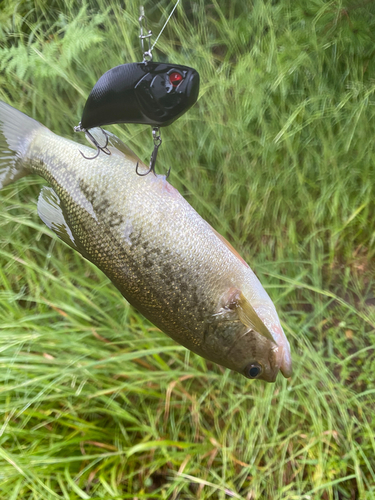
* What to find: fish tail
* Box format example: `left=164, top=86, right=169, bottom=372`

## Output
left=0, top=101, right=44, bottom=189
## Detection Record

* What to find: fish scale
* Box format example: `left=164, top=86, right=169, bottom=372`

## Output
left=0, top=101, right=292, bottom=382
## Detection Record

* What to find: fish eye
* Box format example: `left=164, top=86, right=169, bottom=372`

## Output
left=244, top=363, right=263, bottom=379
left=169, top=71, right=184, bottom=87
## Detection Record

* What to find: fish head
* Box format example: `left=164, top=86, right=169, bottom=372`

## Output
left=206, top=288, right=292, bottom=382
left=134, top=62, right=200, bottom=126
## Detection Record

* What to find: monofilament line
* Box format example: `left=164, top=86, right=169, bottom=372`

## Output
left=151, top=0, right=181, bottom=52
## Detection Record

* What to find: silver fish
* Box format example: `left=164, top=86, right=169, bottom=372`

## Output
left=0, top=101, right=292, bottom=382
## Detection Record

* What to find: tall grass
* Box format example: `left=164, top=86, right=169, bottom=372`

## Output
left=0, top=0, right=375, bottom=498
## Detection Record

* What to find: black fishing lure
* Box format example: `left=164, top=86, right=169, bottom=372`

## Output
left=79, top=62, right=199, bottom=130
left=75, top=5, right=200, bottom=175
left=75, top=62, right=200, bottom=173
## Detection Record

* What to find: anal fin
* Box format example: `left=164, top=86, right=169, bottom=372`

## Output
left=37, top=186, right=78, bottom=252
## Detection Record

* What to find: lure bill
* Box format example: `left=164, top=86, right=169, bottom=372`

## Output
left=0, top=101, right=292, bottom=382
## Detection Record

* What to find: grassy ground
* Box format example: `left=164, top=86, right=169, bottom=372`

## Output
left=1, top=0, right=375, bottom=498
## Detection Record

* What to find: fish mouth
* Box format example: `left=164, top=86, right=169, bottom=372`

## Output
left=272, top=333, right=292, bottom=379
left=260, top=342, right=291, bottom=382
left=280, top=346, right=293, bottom=378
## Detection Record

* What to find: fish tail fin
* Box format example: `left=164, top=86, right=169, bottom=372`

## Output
left=0, top=101, right=43, bottom=189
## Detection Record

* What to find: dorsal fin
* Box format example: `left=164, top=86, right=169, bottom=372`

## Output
left=106, top=130, right=141, bottom=163
left=88, top=127, right=142, bottom=164
left=37, top=186, right=79, bottom=252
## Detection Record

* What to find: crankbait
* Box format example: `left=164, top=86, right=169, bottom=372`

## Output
left=75, top=4, right=200, bottom=176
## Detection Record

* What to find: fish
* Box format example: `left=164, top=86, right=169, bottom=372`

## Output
left=0, top=101, right=292, bottom=382
left=78, top=62, right=200, bottom=130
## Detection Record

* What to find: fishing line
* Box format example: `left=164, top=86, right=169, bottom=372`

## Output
left=151, top=0, right=181, bottom=52
left=139, top=0, right=181, bottom=62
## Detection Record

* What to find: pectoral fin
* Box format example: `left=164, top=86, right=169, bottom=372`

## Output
left=235, top=291, right=277, bottom=344
left=37, top=186, right=79, bottom=252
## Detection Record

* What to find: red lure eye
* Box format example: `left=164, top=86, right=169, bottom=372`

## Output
left=169, top=71, right=183, bottom=87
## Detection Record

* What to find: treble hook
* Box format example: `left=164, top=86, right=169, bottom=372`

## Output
left=135, top=127, right=171, bottom=178
left=74, top=124, right=111, bottom=160
left=136, top=139, right=159, bottom=176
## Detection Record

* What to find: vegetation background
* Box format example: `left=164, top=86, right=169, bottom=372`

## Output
left=0, top=0, right=375, bottom=498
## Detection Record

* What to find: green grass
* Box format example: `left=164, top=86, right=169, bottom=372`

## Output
left=1, top=0, right=375, bottom=498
